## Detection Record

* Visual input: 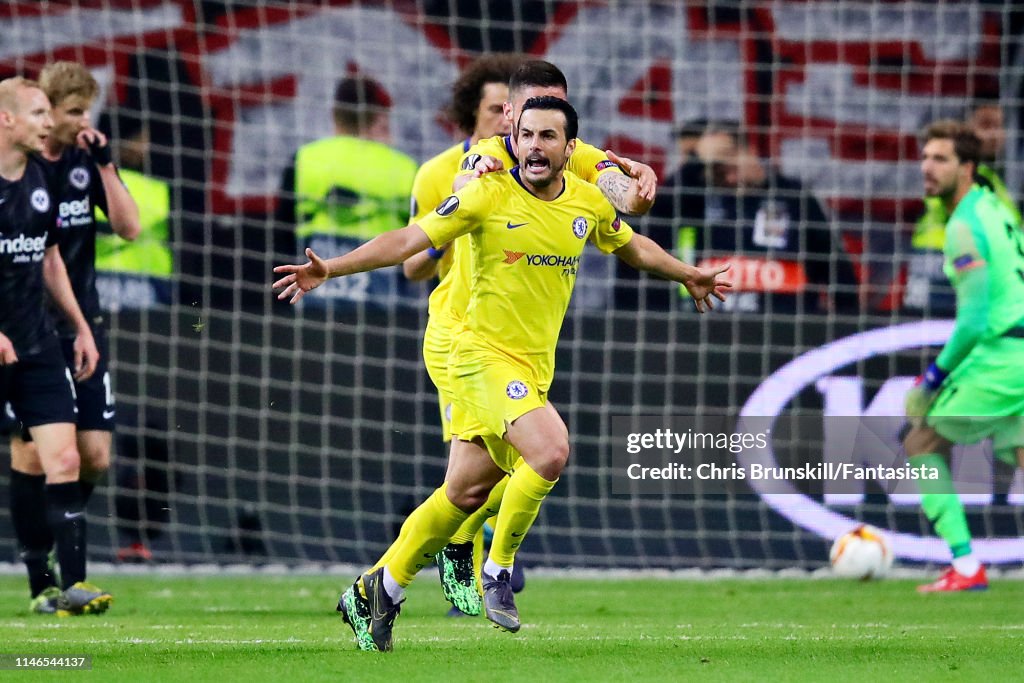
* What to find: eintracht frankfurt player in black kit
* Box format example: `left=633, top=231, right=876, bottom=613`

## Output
left=37, top=61, right=139, bottom=457
left=8, top=63, right=141, bottom=584
left=0, top=76, right=114, bottom=616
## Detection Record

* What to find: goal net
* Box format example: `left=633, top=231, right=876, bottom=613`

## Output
left=1, top=0, right=1022, bottom=570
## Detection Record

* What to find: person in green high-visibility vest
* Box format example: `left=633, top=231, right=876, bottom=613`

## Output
left=904, top=100, right=1021, bottom=314
left=94, top=122, right=173, bottom=312
left=276, top=75, right=417, bottom=306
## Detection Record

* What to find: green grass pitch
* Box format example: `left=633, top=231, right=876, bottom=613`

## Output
left=1, top=573, right=1021, bottom=681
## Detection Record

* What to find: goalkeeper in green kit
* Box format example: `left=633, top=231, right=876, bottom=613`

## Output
left=903, top=120, right=1024, bottom=592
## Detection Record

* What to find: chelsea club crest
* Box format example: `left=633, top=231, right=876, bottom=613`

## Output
left=572, top=216, right=587, bottom=238
left=506, top=380, right=529, bottom=400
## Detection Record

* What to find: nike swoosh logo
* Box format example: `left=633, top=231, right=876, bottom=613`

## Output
left=506, top=221, right=528, bottom=230
left=102, top=410, right=115, bottom=419
left=369, top=581, right=389, bottom=621
left=64, top=511, right=84, bottom=520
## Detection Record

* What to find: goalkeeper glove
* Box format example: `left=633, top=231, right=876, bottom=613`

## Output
left=904, top=362, right=948, bottom=419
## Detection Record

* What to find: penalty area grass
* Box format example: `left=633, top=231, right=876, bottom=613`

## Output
left=0, top=573, right=1021, bottom=681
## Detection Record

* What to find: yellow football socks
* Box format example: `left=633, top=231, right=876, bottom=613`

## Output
left=450, top=476, right=508, bottom=544
left=488, top=462, right=557, bottom=568
left=374, top=484, right=468, bottom=587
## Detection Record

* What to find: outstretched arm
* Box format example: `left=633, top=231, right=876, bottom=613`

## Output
left=402, top=244, right=448, bottom=281
left=273, top=224, right=433, bottom=304
left=614, top=233, right=731, bottom=313
left=596, top=150, right=658, bottom=216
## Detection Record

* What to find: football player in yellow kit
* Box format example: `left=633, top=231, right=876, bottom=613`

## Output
left=401, top=53, right=526, bottom=617
left=406, top=58, right=662, bottom=617
left=274, top=97, right=730, bottom=650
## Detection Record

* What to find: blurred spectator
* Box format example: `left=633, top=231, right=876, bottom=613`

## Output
left=903, top=99, right=1021, bottom=315
left=402, top=52, right=525, bottom=284
left=95, top=115, right=174, bottom=312
left=673, top=118, right=708, bottom=162
left=275, top=75, right=418, bottom=306
left=629, top=122, right=858, bottom=314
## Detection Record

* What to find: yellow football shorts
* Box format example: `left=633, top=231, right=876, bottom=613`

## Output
left=422, top=314, right=455, bottom=442
left=448, top=332, right=546, bottom=472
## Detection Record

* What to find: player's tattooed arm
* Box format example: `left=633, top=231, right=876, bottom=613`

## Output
left=596, top=173, right=632, bottom=213
left=597, top=150, right=657, bottom=215
left=596, top=168, right=655, bottom=216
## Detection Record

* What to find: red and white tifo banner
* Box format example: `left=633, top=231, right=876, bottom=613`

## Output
left=0, top=1, right=192, bottom=122
left=0, top=2, right=1006, bottom=219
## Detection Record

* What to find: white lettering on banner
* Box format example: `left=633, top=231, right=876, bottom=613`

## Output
left=739, top=321, right=1024, bottom=564
left=717, top=292, right=759, bottom=313
left=698, top=257, right=807, bottom=293
left=762, top=262, right=783, bottom=290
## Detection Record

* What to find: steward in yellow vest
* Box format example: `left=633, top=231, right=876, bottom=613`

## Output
left=95, top=168, right=173, bottom=311
left=282, top=75, right=417, bottom=306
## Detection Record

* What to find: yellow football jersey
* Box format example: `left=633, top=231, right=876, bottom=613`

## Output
left=437, top=134, right=631, bottom=323
left=418, top=168, right=633, bottom=389
left=411, top=139, right=471, bottom=300
left=412, top=139, right=470, bottom=222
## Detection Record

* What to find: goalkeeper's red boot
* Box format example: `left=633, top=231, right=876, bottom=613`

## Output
left=917, top=565, right=988, bottom=593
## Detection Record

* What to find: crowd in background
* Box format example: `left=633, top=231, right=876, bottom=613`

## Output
left=261, top=74, right=1020, bottom=319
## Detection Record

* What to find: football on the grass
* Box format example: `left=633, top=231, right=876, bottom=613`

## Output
left=830, top=525, right=893, bottom=579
